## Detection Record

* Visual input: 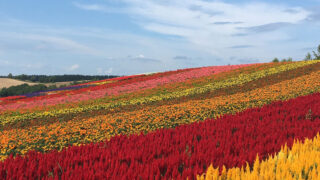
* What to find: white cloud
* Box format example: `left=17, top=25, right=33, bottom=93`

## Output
left=20, top=63, right=44, bottom=69
left=72, top=2, right=127, bottom=14
left=96, top=67, right=113, bottom=74
left=75, top=0, right=309, bottom=61
left=104, top=67, right=113, bottom=74
left=136, top=54, right=145, bottom=58
left=0, top=31, right=101, bottom=56
left=73, top=2, right=106, bottom=11
left=23, top=34, right=100, bottom=55
left=0, top=60, right=44, bottom=70
left=0, top=60, right=9, bottom=65
left=69, top=64, right=80, bottom=71
left=126, top=1, right=309, bottom=29
left=0, top=13, right=200, bottom=75
left=0, top=18, right=187, bottom=61
left=97, top=67, right=103, bottom=74
left=1, top=1, right=317, bottom=75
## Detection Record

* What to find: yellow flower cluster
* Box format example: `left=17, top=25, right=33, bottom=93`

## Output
left=91, top=80, right=116, bottom=85
left=1, top=60, right=317, bottom=126
left=198, top=134, right=320, bottom=180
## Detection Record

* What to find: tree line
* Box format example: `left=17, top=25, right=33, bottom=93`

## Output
left=0, top=84, right=55, bottom=97
left=272, top=44, right=320, bottom=63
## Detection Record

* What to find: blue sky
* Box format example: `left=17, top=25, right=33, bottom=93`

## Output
left=0, top=0, right=320, bottom=75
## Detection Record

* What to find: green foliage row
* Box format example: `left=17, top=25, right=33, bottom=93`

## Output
left=0, top=84, right=57, bottom=97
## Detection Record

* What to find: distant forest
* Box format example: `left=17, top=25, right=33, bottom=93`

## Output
left=1, top=74, right=120, bottom=83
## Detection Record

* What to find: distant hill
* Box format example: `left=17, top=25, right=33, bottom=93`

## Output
left=0, top=78, right=37, bottom=89
left=0, top=78, right=92, bottom=97
left=0, top=78, right=85, bottom=89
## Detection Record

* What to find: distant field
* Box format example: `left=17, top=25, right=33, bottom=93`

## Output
left=0, top=78, right=37, bottom=89
left=0, top=78, right=79, bottom=89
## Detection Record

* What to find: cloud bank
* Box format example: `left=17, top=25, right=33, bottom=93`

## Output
left=74, top=0, right=311, bottom=61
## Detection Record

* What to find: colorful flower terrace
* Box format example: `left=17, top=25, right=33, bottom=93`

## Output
left=1, top=60, right=320, bottom=179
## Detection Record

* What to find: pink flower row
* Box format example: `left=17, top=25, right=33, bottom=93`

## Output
left=0, top=64, right=252, bottom=111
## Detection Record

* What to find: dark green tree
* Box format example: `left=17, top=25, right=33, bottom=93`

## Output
left=272, top=58, right=279, bottom=63
left=313, top=44, right=320, bottom=60
left=304, top=52, right=312, bottom=60
left=7, top=73, right=13, bottom=78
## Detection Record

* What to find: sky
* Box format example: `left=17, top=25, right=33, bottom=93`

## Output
left=0, top=0, right=320, bottom=75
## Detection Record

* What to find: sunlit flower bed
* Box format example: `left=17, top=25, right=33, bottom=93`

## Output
left=1, top=60, right=320, bottom=179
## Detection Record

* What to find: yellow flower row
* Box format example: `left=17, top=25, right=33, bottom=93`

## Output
left=92, top=80, right=116, bottom=85
left=1, top=60, right=317, bottom=126
left=1, top=67, right=320, bottom=161
left=198, top=134, right=320, bottom=180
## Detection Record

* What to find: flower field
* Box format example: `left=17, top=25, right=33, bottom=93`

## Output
left=1, top=60, right=320, bottom=179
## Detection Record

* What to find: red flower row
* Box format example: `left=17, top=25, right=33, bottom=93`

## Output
left=1, top=92, right=320, bottom=179
left=0, top=96, right=26, bottom=102
left=0, top=69, right=192, bottom=108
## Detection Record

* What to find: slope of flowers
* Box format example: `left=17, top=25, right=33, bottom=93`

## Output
left=1, top=61, right=320, bottom=161
left=0, top=63, right=271, bottom=122
left=0, top=64, right=250, bottom=111
left=1, top=60, right=320, bottom=179
left=198, top=134, right=320, bottom=180
left=0, top=60, right=316, bottom=126
left=1, top=92, right=320, bottom=179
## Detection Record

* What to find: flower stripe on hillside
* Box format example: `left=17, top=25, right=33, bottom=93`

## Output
left=0, top=64, right=250, bottom=111
left=0, top=62, right=270, bottom=117
left=1, top=66, right=320, bottom=161
left=6, top=61, right=318, bottom=132
left=198, top=134, right=320, bottom=180
left=0, top=60, right=316, bottom=126
left=1, top=92, right=320, bottom=179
